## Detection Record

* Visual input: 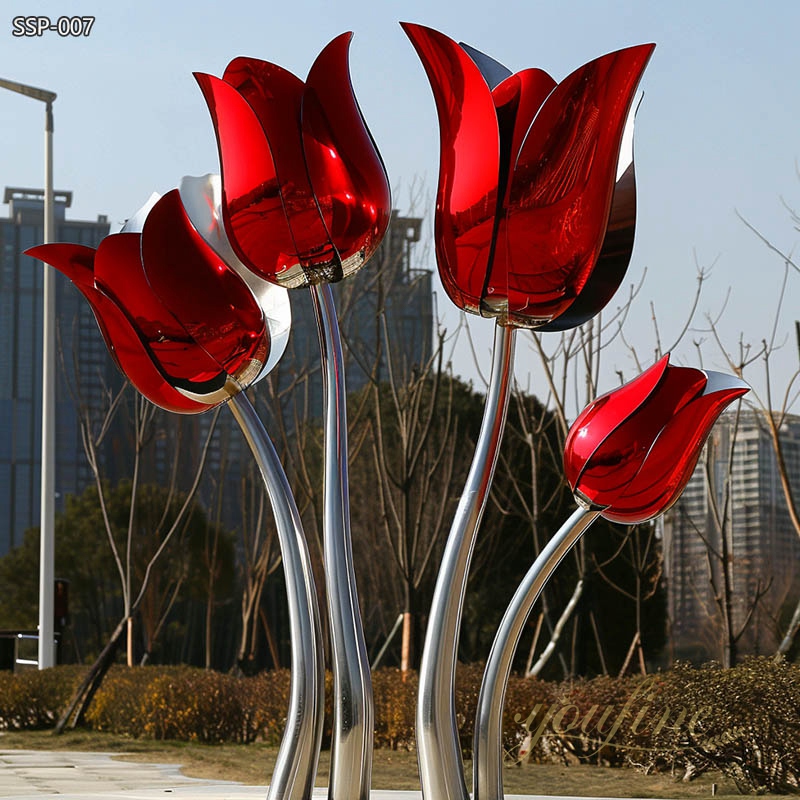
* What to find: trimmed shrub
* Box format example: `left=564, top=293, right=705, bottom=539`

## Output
left=0, top=665, right=85, bottom=730
left=4, top=657, right=797, bottom=796
left=373, top=668, right=417, bottom=750
left=85, top=664, right=158, bottom=736
left=239, top=669, right=293, bottom=744
left=630, top=657, right=800, bottom=793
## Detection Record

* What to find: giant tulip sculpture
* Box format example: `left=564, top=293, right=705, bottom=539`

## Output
left=194, top=34, right=391, bottom=800
left=402, top=22, right=654, bottom=800
left=27, top=187, right=280, bottom=413
left=474, top=356, right=749, bottom=800
left=28, top=177, right=325, bottom=800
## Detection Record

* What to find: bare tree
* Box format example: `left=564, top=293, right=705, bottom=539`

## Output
left=55, top=382, right=219, bottom=731
left=701, top=212, right=800, bottom=656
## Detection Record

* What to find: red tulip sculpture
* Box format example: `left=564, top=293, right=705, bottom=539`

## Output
left=402, top=22, right=652, bottom=331
left=27, top=184, right=287, bottom=412
left=564, top=355, right=750, bottom=521
left=474, top=357, right=749, bottom=800
left=28, top=177, right=325, bottom=800
left=193, top=32, right=390, bottom=289
left=194, top=34, right=391, bottom=800
left=403, top=23, right=655, bottom=800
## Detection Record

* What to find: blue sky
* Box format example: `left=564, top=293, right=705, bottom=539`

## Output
left=2, top=0, right=799, bottom=407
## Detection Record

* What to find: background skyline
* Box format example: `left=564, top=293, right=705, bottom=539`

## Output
left=2, top=0, right=799, bottom=408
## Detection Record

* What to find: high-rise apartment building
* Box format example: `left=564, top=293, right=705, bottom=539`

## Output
left=0, top=188, right=112, bottom=555
left=663, top=410, right=800, bottom=661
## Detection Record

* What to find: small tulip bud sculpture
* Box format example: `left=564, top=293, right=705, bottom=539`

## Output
left=474, top=356, right=749, bottom=800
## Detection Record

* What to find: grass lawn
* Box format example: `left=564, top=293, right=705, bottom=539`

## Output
left=0, top=729, right=774, bottom=798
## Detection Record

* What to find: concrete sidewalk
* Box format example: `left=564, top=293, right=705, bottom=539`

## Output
left=0, top=750, right=624, bottom=800
left=0, top=750, right=448, bottom=800
left=0, top=750, right=263, bottom=799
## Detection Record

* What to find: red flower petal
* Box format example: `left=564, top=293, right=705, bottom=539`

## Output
left=220, top=57, right=336, bottom=285
left=140, top=190, right=268, bottom=391
left=27, top=243, right=207, bottom=413
left=195, top=71, right=303, bottom=286
left=570, top=363, right=706, bottom=507
left=401, top=22, right=500, bottom=314
left=564, top=355, right=670, bottom=491
left=503, top=44, right=654, bottom=322
left=538, top=146, right=637, bottom=331
left=603, top=382, right=748, bottom=523
left=487, top=68, right=557, bottom=320
left=302, top=32, right=391, bottom=281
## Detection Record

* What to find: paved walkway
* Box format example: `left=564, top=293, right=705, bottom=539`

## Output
left=0, top=750, right=264, bottom=799
left=0, top=750, right=620, bottom=800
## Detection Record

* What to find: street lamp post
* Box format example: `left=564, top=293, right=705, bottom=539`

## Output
left=0, top=77, right=57, bottom=669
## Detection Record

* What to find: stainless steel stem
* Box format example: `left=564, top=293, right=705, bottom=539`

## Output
left=417, top=323, right=516, bottom=800
left=228, top=391, right=324, bottom=800
left=310, top=282, right=373, bottom=800
left=473, top=505, right=601, bottom=800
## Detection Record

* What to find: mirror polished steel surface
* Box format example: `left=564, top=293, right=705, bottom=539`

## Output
left=196, top=33, right=390, bottom=289
left=229, top=392, right=325, bottom=800
left=402, top=22, right=653, bottom=329
left=311, top=282, right=373, bottom=800
left=564, top=356, right=749, bottom=523
left=474, top=506, right=601, bottom=800
left=416, top=324, right=515, bottom=800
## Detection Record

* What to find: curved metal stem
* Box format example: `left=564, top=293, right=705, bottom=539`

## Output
left=473, top=505, right=601, bottom=800
left=228, top=392, right=324, bottom=800
left=417, top=323, right=516, bottom=800
left=310, top=283, right=372, bottom=800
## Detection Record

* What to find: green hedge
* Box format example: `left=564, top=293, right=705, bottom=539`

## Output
left=1, top=658, right=798, bottom=793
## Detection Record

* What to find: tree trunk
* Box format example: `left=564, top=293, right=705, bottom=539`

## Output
left=527, top=580, right=583, bottom=678
left=400, top=611, right=412, bottom=674
left=55, top=617, right=127, bottom=733
left=776, top=598, right=800, bottom=657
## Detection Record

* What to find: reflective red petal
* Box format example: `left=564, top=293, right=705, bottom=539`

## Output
left=195, top=71, right=302, bottom=286
left=27, top=243, right=207, bottom=413
left=487, top=68, right=557, bottom=322
left=492, top=69, right=556, bottom=200
left=221, top=57, right=336, bottom=286
left=564, top=355, right=670, bottom=490
left=140, top=190, right=268, bottom=391
left=603, top=384, right=749, bottom=523
left=538, top=157, right=636, bottom=331
left=569, top=364, right=706, bottom=507
left=401, top=22, right=500, bottom=314
left=504, top=44, right=654, bottom=322
left=302, top=32, right=391, bottom=281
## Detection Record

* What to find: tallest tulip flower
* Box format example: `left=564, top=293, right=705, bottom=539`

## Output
left=194, top=33, right=390, bottom=800
left=403, top=23, right=653, bottom=330
left=403, top=23, right=655, bottom=800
